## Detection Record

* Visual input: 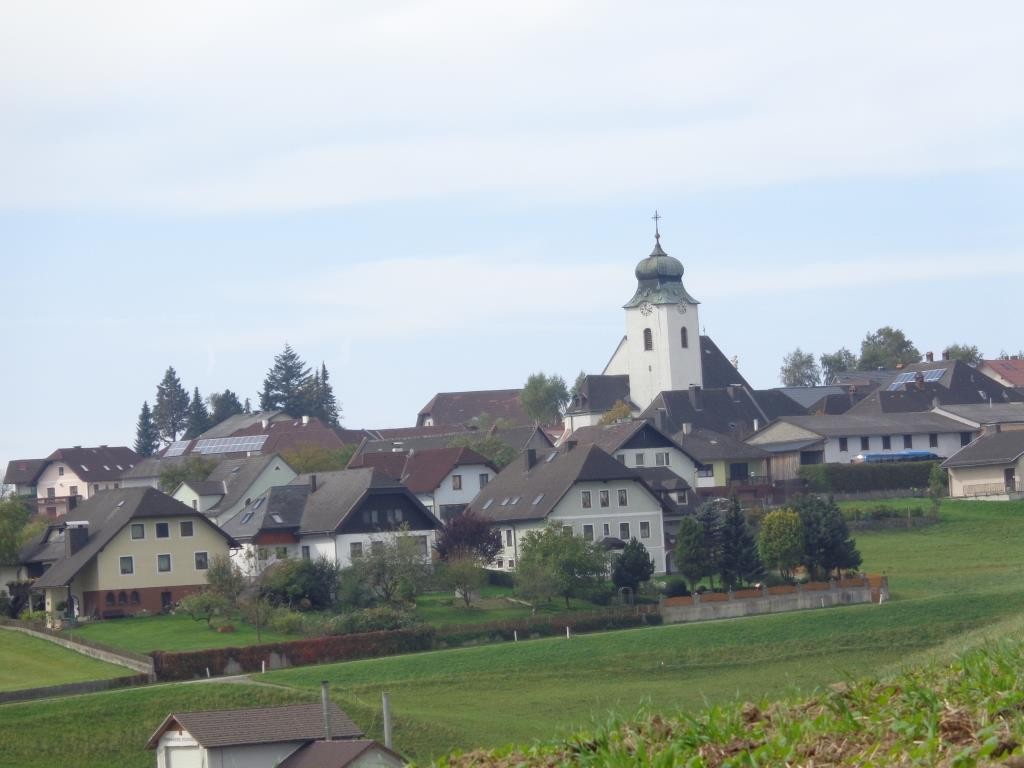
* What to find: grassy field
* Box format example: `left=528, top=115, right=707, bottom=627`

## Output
left=0, top=629, right=133, bottom=692
left=61, top=612, right=293, bottom=653
left=2, top=498, right=1021, bottom=767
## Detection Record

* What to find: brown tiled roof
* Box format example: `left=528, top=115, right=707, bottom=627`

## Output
left=278, top=739, right=404, bottom=768
left=47, top=446, right=139, bottom=481
left=145, top=702, right=362, bottom=750
left=417, top=389, right=530, bottom=427
left=347, top=451, right=408, bottom=479
left=3, top=458, right=47, bottom=485
left=982, top=359, right=1024, bottom=387
left=400, top=447, right=496, bottom=494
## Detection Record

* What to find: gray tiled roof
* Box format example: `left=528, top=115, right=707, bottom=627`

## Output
left=417, top=389, right=531, bottom=427
left=941, top=430, right=1024, bottom=468
left=569, top=421, right=701, bottom=465
left=936, top=403, right=1024, bottom=426
left=206, top=453, right=292, bottom=514
left=469, top=444, right=643, bottom=524
left=768, top=412, right=968, bottom=437
left=146, top=702, right=362, bottom=750
left=3, top=458, right=47, bottom=485
left=220, top=484, right=310, bottom=541
left=278, top=740, right=403, bottom=768
left=676, top=429, right=769, bottom=462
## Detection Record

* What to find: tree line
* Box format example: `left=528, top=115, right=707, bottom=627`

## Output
left=779, top=327, right=989, bottom=387
left=134, top=343, right=341, bottom=456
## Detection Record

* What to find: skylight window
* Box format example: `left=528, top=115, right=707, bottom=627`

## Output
left=532, top=494, right=544, bottom=505
left=501, top=497, right=511, bottom=506
left=271, top=513, right=284, bottom=524
left=545, top=452, right=557, bottom=463
left=482, top=499, right=493, bottom=510
left=510, top=496, right=521, bottom=505
left=240, top=511, right=254, bottom=525
left=81, top=465, right=89, bottom=472
left=252, top=498, right=265, bottom=510
left=103, top=465, right=110, bottom=471
left=115, top=465, right=123, bottom=470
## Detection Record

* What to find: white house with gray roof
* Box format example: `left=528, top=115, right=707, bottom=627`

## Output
left=468, top=443, right=670, bottom=574
left=941, top=426, right=1024, bottom=499
left=171, top=453, right=297, bottom=526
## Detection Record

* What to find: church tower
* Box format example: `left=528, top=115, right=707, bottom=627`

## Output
left=615, top=218, right=703, bottom=411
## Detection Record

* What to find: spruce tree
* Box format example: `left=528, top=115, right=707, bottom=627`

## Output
left=695, top=501, right=724, bottom=588
left=133, top=401, right=160, bottom=457
left=259, top=343, right=311, bottom=416
left=719, top=498, right=764, bottom=589
left=209, top=389, right=244, bottom=424
left=184, top=387, right=211, bottom=439
left=316, top=362, right=340, bottom=426
left=153, top=366, right=191, bottom=444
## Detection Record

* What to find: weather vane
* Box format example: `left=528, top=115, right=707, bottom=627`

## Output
left=651, top=209, right=662, bottom=239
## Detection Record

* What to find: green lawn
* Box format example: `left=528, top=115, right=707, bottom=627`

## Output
left=0, top=629, right=134, bottom=692
left=4, top=498, right=1023, bottom=767
left=60, top=612, right=293, bottom=654
left=414, top=585, right=601, bottom=626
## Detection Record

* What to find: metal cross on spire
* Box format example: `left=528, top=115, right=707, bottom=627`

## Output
left=651, top=209, right=662, bottom=239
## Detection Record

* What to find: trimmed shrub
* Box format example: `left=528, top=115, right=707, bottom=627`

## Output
left=485, top=569, right=516, bottom=588
left=433, top=608, right=661, bottom=647
left=662, top=577, right=691, bottom=598
left=799, top=461, right=937, bottom=493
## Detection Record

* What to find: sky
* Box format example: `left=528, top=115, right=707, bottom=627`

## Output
left=2, top=1, right=1023, bottom=468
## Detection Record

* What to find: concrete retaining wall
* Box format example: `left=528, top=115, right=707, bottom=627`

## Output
left=661, top=576, right=888, bottom=625
left=0, top=623, right=155, bottom=677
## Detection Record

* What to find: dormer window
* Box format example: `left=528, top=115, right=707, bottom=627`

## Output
left=643, top=328, right=653, bottom=351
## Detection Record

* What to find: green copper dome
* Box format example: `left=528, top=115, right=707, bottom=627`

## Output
left=624, top=234, right=699, bottom=309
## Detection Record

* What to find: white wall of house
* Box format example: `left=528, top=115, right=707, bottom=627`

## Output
left=171, top=486, right=223, bottom=514
left=823, top=431, right=965, bottom=463
left=432, top=464, right=494, bottom=510
left=491, top=479, right=666, bottom=575
left=36, top=462, right=122, bottom=506
left=211, top=459, right=298, bottom=526
left=947, top=458, right=1024, bottom=498
left=613, top=446, right=697, bottom=487
left=624, top=300, right=702, bottom=412
left=334, top=530, right=436, bottom=569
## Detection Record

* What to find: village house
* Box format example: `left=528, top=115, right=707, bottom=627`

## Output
left=567, top=420, right=700, bottom=488
left=468, top=443, right=671, bottom=574
left=977, top=357, right=1024, bottom=390
left=170, top=452, right=297, bottom=526
left=4, top=446, right=139, bottom=518
left=220, top=469, right=443, bottom=574
left=144, top=701, right=401, bottom=768
left=30, top=487, right=235, bottom=622
left=416, top=388, right=531, bottom=428
left=941, top=426, right=1024, bottom=500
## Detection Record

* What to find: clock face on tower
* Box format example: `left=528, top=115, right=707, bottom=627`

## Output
left=639, top=301, right=654, bottom=316
left=676, top=299, right=688, bottom=314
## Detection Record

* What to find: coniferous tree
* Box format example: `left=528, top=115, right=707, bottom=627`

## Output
left=208, top=389, right=244, bottom=424
left=153, top=366, right=191, bottom=444
left=184, top=387, right=211, bottom=439
left=718, top=498, right=764, bottom=589
left=133, top=401, right=160, bottom=457
left=695, top=501, right=724, bottom=588
left=259, top=343, right=311, bottom=416
left=611, top=538, right=655, bottom=593
left=316, top=362, right=341, bottom=426
left=792, top=495, right=861, bottom=579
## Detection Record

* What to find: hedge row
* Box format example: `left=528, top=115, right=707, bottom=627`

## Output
left=434, top=608, right=662, bottom=647
left=798, top=461, right=938, bottom=493
left=151, top=627, right=435, bottom=681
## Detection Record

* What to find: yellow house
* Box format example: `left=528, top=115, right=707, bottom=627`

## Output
left=32, top=487, right=236, bottom=622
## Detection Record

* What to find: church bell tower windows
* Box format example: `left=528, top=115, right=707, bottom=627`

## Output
left=681, top=327, right=689, bottom=348
left=643, top=328, right=653, bottom=351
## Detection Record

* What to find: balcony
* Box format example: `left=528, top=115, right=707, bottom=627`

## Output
left=962, top=480, right=1022, bottom=498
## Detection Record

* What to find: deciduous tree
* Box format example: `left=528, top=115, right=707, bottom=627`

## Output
left=779, top=348, right=821, bottom=387
left=819, top=348, right=858, bottom=383
left=133, top=401, right=160, bottom=457
left=206, top=554, right=246, bottom=605
left=598, top=400, right=634, bottom=425
left=758, top=509, right=804, bottom=581
left=177, top=591, right=232, bottom=629
left=858, top=327, right=920, bottom=370
left=159, top=456, right=217, bottom=493
left=280, top=445, right=356, bottom=474
left=0, top=498, right=33, bottom=567
left=434, top=510, right=502, bottom=564
left=439, top=557, right=486, bottom=607
left=348, top=533, right=432, bottom=604
left=520, top=372, right=570, bottom=426
left=516, top=523, right=607, bottom=608
left=153, top=366, right=190, bottom=444
left=942, top=344, right=982, bottom=366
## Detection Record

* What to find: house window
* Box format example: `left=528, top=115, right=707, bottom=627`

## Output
left=371, top=540, right=384, bottom=554
left=496, top=558, right=504, bottom=568
left=93, top=484, right=99, bottom=493
left=179, top=521, right=194, bottom=537
left=619, top=522, right=630, bottom=540
left=275, top=546, right=289, bottom=559
left=69, top=485, right=78, bottom=497
left=120, top=556, right=134, bottom=575
left=599, top=490, right=609, bottom=508
left=960, top=432, right=972, bottom=447
left=118, top=591, right=127, bottom=604
left=603, top=523, right=610, bottom=536
left=681, top=327, right=689, bottom=348
left=507, top=559, right=515, bottom=568
left=581, top=490, right=592, bottom=508
left=194, top=552, right=209, bottom=570
left=301, top=545, right=311, bottom=559
left=656, top=452, right=669, bottom=466
left=860, top=437, right=869, bottom=451
left=452, top=475, right=463, bottom=491
left=155, top=522, right=169, bottom=539
left=929, top=433, right=939, bottom=448
left=257, top=547, right=269, bottom=560
left=350, top=542, right=363, bottom=559
left=157, top=554, right=171, bottom=573
left=640, top=521, right=651, bottom=539
left=635, top=453, right=645, bottom=466
left=562, top=525, right=572, bottom=536
left=130, top=523, right=145, bottom=540
left=583, top=524, right=594, bottom=541
left=643, top=328, right=653, bottom=351
left=882, top=436, right=892, bottom=450
left=105, top=592, right=115, bottom=606
left=113, top=483, right=119, bottom=489
left=838, top=437, right=848, bottom=452
left=47, top=487, right=56, bottom=499
left=415, top=536, right=428, bottom=557
left=697, top=465, right=714, bottom=478
left=479, top=473, right=489, bottom=489
left=903, top=434, right=913, bottom=449
left=617, top=489, right=628, bottom=506
left=616, top=454, right=625, bottom=463
left=130, top=591, right=140, bottom=604
left=505, top=529, right=513, bottom=547
left=58, top=466, right=64, bottom=476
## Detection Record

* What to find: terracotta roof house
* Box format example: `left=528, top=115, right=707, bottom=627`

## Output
left=6, top=446, right=140, bottom=519
left=170, top=453, right=297, bottom=526
left=220, top=468, right=443, bottom=573
left=468, top=443, right=672, bottom=574
left=941, top=426, right=1024, bottom=500
left=146, top=701, right=372, bottom=768
left=351, top=424, right=552, bottom=466
left=31, top=487, right=236, bottom=623
left=978, top=358, right=1024, bottom=388
left=416, top=389, right=531, bottom=428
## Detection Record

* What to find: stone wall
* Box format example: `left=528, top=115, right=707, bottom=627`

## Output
left=660, top=576, right=887, bottom=625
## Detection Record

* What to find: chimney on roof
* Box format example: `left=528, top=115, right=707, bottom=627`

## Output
left=926, top=351, right=934, bottom=363
left=65, top=521, right=89, bottom=557
left=260, top=418, right=269, bottom=429
left=321, top=681, right=332, bottom=741
left=985, top=423, right=1001, bottom=435
left=525, top=448, right=537, bottom=469
left=942, top=350, right=950, bottom=361
left=310, top=474, right=317, bottom=492
left=73, top=445, right=81, bottom=449
left=566, top=440, right=578, bottom=452
left=302, top=415, right=310, bottom=426
left=688, top=385, right=703, bottom=411
left=681, top=422, right=693, bottom=435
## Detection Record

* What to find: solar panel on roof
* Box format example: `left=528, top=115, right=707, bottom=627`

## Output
left=164, top=441, right=189, bottom=457
left=887, top=368, right=945, bottom=391
left=193, top=435, right=269, bottom=455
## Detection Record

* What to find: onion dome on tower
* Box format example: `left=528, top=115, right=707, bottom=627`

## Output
left=623, top=213, right=699, bottom=310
